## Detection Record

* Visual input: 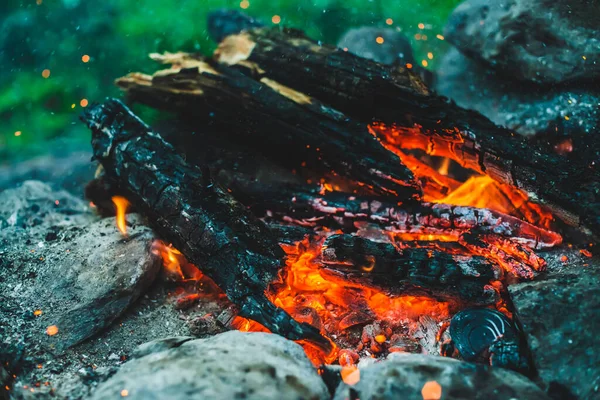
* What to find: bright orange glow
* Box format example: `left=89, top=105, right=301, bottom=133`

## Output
left=271, top=15, right=281, bottom=24
left=436, top=34, right=445, bottom=40
left=418, top=23, right=425, bottom=29
left=406, top=63, right=413, bottom=69
left=151, top=240, right=203, bottom=282
left=34, top=310, right=42, bottom=317
left=376, top=36, right=385, bottom=44
left=240, top=0, right=249, bottom=9
left=42, top=69, right=50, bottom=78
left=427, top=52, right=434, bottom=60
left=46, top=325, right=58, bottom=336
left=421, top=381, right=442, bottom=400
left=111, top=196, right=130, bottom=236
left=82, top=55, right=90, bottom=63
left=437, top=158, right=450, bottom=176
left=386, top=18, right=393, bottom=25
left=14, top=131, right=22, bottom=137
left=120, top=389, right=129, bottom=397
left=368, top=122, right=555, bottom=229
left=80, top=99, right=89, bottom=107
left=422, top=60, right=428, bottom=67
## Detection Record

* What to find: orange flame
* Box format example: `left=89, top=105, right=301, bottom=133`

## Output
left=111, top=196, right=130, bottom=236
left=151, top=240, right=203, bottom=282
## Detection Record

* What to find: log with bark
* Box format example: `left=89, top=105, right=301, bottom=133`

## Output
left=115, top=54, right=421, bottom=201
left=208, top=26, right=600, bottom=238
left=81, top=99, right=327, bottom=346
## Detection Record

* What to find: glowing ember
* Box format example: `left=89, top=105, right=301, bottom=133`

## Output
left=33, top=310, right=42, bottom=317
left=120, top=389, right=129, bottom=397
left=421, top=380, right=442, bottom=400
left=46, top=325, right=59, bottom=336
left=111, top=196, right=130, bottom=236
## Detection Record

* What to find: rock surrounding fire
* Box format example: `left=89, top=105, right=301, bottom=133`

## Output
left=110, top=125, right=562, bottom=371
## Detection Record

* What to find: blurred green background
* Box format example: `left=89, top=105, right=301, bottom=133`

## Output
left=0, top=0, right=460, bottom=163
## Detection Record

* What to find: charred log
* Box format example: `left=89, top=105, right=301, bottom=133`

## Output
left=321, top=234, right=500, bottom=304
left=115, top=55, right=420, bottom=201
left=211, top=27, right=600, bottom=237
left=81, top=99, right=326, bottom=346
left=218, top=172, right=562, bottom=250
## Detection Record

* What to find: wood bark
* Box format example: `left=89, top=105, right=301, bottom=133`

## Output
left=115, top=54, right=421, bottom=201
left=211, top=28, right=600, bottom=237
left=81, top=99, right=326, bottom=345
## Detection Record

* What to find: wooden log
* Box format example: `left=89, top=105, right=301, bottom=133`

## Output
left=321, top=234, right=500, bottom=305
left=81, top=99, right=326, bottom=345
left=212, top=27, right=600, bottom=237
left=115, top=54, right=421, bottom=201
left=217, top=172, right=562, bottom=250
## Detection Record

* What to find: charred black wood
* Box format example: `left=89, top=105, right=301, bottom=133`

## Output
left=321, top=234, right=500, bottom=304
left=218, top=172, right=562, bottom=250
left=116, top=56, right=421, bottom=201
left=81, top=98, right=326, bottom=346
left=212, top=27, right=600, bottom=238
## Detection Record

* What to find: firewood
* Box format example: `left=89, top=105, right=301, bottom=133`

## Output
left=81, top=99, right=327, bottom=346
left=321, top=234, right=500, bottom=305
left=115, top=55, right=421, bottom=201
left=211, top=27, right=600, bottom=238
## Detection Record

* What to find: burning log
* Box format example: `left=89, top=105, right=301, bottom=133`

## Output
left=81, top=99, right=326, bottom=346
left=217, top=175, right=558, bottom=279
left=321, top=234, right=500, bottom=304
left=218, top=173, right=561, bottom=250
left=115, top=55, right=421, bottom=201
left=211, top=27, right=600, bottom=237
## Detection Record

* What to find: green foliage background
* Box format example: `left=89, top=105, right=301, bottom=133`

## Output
left=0, top=0, right=460, bottom=162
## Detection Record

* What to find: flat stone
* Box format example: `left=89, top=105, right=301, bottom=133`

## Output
left=0, top=182, right=161, bottom=354
left=509, top=252, right=600, bottom=398
left=334, top=353, right=549, bottom=400
left=90, top=332, right=329, bottom=400
left=444, top=0, right=600, bottom=84
left=436, top=48, right=600, bottom=136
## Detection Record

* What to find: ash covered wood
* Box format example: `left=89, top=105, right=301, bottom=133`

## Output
left=211, top=27, right=600, bottom=238
left=81, top=99, right=325, bottom=345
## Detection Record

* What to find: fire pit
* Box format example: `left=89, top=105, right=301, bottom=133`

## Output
left=1, top=9, right=599, bottom=400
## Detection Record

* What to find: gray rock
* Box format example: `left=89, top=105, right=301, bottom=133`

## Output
left=0, top=182, right=161, bottom=353
left=338, top=27, right=414, bottom=66
left=436, top=48, right=600, bottom=136
left=0, top=152, right=95, bottom=194
left=444, top=0, right=600, bottom=84
left=509, top=252, right=600, bottom=398
left=38, top=215, right=161, bottom=351
left=334, top=353, right=549, bottom=400
left=0, top=180, right=93, bottom=228
left=91, top=332, right=329, bottom=400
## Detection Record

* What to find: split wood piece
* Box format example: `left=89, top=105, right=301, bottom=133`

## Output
left=218, top=177, right=557, bottom=279
left=212, top=27, right=600, bottom=237
left=115, top=54, right=421, bottom=201
left=321, top=234, right=500, bottom=305
left=81, top=99, right=326, bottom=346
left=218, top=173, right=562, bottom=249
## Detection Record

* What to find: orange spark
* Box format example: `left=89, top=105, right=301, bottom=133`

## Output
left=421, top=381, right=442, bottom=400
left=46, top=325, right=58, bottom=336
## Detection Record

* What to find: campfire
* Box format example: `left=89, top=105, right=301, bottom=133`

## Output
left=76, top=25, right=589, bottom=378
